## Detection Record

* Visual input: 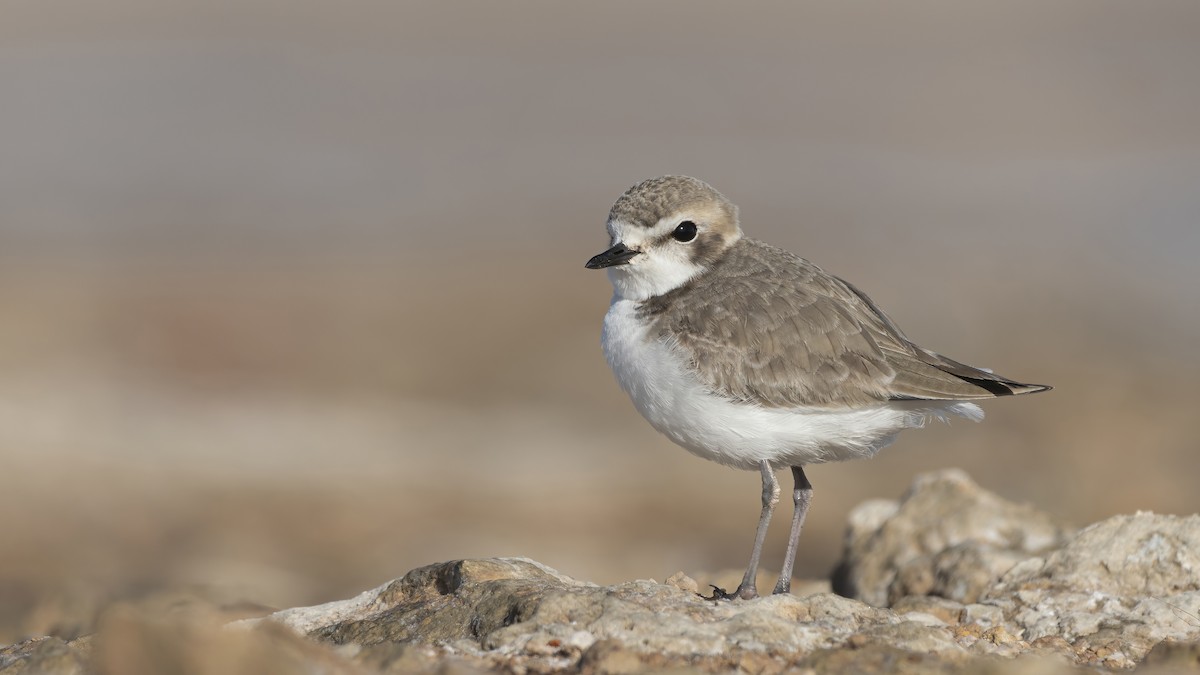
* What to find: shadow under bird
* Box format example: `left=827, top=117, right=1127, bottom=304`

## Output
left=585, top=175, right=1049, bottom=600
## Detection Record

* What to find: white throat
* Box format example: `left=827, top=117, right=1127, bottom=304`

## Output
left=606, top=257, right=703, bottom=301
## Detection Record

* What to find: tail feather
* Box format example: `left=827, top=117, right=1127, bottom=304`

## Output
left=887, top=347, right=1051, bottom=402
left=918, top=348, right=1051, bottom=397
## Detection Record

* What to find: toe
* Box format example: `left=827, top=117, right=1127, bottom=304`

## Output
left=699, top=585, right=732, bottom=601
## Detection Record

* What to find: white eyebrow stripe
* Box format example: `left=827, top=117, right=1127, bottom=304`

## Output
left=609, top=210, right=707, bottom=250
left=643, top=213, right=702, bottom=242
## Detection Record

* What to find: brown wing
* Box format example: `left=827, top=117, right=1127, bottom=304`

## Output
left=641, top=239, right=1049, bottom=408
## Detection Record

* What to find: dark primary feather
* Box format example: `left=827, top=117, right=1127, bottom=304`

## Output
left=638, top=239, right=1049, bottom=408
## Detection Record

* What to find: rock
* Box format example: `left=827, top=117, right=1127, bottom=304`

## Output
left=0, top=636, right=88, bottom=675
left=5, top=471, right=1200, bottom=674
left=0, top=604, right=361, bottom=675
left=830, top=472, right=1200, bottom=668
left=1140, top=639, right=1200, bottom=671
left=984, top=512, right=1200, bottom=669
left=832, top=469, right=1073, bottom=607
left=237, top=557, right=987, bottom=673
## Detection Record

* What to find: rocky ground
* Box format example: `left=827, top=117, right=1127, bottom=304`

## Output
left=4, top=470, right=1199, bottom=674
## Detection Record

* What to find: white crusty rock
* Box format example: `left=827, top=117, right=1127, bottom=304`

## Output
left=984, top=512, right=1200, bottom=669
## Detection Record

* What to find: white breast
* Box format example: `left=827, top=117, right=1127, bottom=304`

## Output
left=601, top=298, right=981, bottom=471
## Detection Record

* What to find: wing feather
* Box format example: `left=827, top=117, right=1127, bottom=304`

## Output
left=639, top=239, right=1049, bottom=408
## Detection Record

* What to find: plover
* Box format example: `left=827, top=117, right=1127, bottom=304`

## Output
left=585, top=175, right=1049, bottom=600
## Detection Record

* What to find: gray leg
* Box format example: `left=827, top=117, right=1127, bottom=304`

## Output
left=732, top=460, right=780, bottom=600
left=772, top=465, right=813, bottom=595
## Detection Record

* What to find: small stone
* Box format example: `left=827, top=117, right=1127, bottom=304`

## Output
left=664, top=571, right=699, bottom=595
left=579, top=639, right=646, bottom=674
left=984, top=625, right=1021, bottom=646
left=961, top=603, right=1006, bottom=629
left=1028, top=635, right=1071, bottom=653
left=892, top=596, right=965, bottom=625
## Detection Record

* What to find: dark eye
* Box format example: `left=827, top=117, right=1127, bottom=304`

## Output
left=672, top=221, right=697, bottom=242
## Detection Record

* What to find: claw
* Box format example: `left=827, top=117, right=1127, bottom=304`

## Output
left=699, top=584, right=759, bottom=601
left=699, top=585, right=734, bottom=601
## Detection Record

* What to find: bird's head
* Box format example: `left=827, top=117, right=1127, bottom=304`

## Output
left=586, top=175, right=742, bottom=300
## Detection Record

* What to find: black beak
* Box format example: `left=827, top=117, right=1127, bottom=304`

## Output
left=585, top=242, right=640, bottom=269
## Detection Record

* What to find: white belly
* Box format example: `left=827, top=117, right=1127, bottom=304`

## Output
left=601, top=298, right=980, bottom=471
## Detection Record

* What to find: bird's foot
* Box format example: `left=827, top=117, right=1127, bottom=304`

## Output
left=700, top=585, right=732, bottom=601
left=699, top=584, right=758, bottom=601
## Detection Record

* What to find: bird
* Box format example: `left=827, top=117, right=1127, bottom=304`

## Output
left=584, top=175, right=1050, bottom=600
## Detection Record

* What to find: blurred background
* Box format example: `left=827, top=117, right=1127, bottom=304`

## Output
left=2, top=0, right=1198, bottom=644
